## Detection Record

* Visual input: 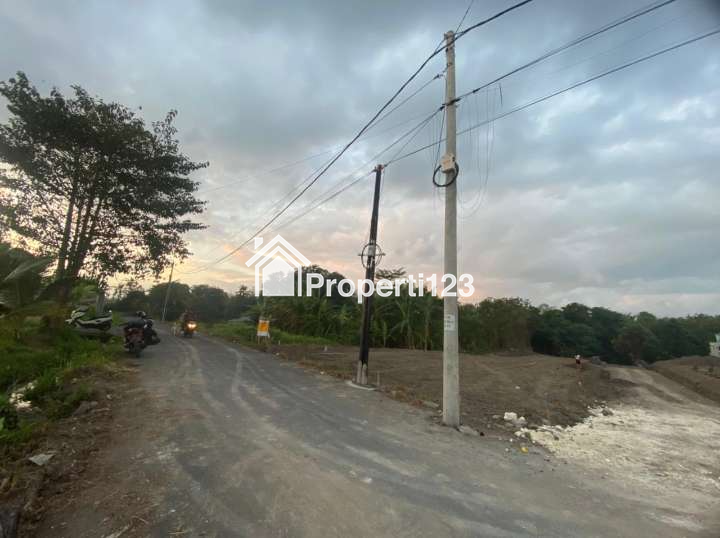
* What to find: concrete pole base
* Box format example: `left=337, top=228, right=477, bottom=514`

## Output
left=355, top=361, right=368, bottom=386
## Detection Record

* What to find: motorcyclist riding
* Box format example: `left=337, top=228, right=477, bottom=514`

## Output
left=179, top=308, right=197, bottom=338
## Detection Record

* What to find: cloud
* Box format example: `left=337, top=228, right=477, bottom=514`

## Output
left=1, top=0, right=719, bottom=315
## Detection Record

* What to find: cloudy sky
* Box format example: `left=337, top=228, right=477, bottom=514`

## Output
left=2, top=0, right=719, bottom=316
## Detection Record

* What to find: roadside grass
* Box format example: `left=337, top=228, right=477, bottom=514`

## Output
left=112, top=310, right=125, bottom=325
left=206, top=321, right=336, bottom=347
left=0, top=322, right=121, bottom=448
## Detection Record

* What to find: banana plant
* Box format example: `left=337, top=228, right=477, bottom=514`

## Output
left=0, top=244, right=53, bottom=339
left=0, top=245, right=52, bottom=310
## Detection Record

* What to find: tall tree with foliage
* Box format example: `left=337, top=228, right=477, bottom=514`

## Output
left=613, top=323, right=661, bottom=364
left=189, top=285, right=229, bottom=322
left=147, top=281, right=191, bottom=320
left=225, top=285, right=256, bottom=319
left=0, top=72, right=207, bottom=283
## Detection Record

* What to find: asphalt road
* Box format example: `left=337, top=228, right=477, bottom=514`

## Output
left=94, top=328, right=685, bottom=537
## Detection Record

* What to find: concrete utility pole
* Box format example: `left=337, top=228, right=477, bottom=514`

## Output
left=356, top=164, right=384, bottom=386
left=441, top=30, right=460, bottom=427
left=161, top=259, right=175, bottom=322
left=95, top=287, right=106, bottom=314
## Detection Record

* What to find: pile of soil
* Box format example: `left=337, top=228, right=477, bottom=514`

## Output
left=652, top=355, right=720, bottom=404
left=269, top=345, right=631, bottom=432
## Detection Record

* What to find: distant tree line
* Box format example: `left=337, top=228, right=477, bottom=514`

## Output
left=110, top=280, right=255, bottom=323
left=109, top=265, right=720, bottom=365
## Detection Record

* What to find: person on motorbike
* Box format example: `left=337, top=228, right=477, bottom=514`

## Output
left=125, top=311, right=159, bottom=346
left=180, top=308, right=195, bottom=326
left=124, top=310, right=147, bottom=331
left=179, top=308, right=197, bottom=336
left=123, top=311, right=147, bottom=351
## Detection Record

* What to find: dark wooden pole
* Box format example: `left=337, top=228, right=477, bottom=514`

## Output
left=356, top=164, right=383, bottom=385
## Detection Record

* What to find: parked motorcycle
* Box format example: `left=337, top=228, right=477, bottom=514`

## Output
left=123, top=311, right=160, bottom=357
left=66, top=306, right=113, bottom=331
left=124, top=325, right=145, bottom=357
left=181, top=320, right=197, bottom=338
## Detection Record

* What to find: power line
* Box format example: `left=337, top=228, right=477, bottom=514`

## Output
left=197, top=149, right=333, bottom=195
left=194, top=153, right=337, bottom=260
left=197, top=80, right=444, bottom=196
left=268, top=110, right=442, bottom=235
left=455, top=0, right=535, bottom=39
left=251, top=105, right=450, bottom=219
left=181, top=109, right=442, bottom=274
left=455, top=0, right=679, bottom=104
left=268, top=108, right=443, bottom=237
left=273, top=173, right=373, bottom=235
left=386, top=28, right=720, bottom=168
left=182, top=0, right=536, bottom=273
left=455, top=0, right=476, bottom=33
left=492, top=4, right=698, bottom=93
left=366, top=72, right=444, bottom=133
left=442, top=0, right=683, bottom=219
left=186, top=111, right=442, bottom=264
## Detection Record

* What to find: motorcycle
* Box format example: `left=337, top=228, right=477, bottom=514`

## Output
left=123, top=311, right=160, bottom=357
left=124, top=325, right=145, bottom=357
left=181, top=320, right=197, bottom=338
left=66, top=306, right=113, bottom=331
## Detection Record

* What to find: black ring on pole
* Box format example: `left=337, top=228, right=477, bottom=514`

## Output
left=360, top=242, right=384, bottom=269
left=432, top=163, right=459, bottom=188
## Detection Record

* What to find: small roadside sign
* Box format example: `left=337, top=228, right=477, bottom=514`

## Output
left=257, top=319, right=270, bottom=338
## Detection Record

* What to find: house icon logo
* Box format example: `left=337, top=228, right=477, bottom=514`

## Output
left=245, top=235, right=311, bottom=296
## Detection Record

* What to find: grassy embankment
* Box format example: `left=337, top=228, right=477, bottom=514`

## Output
left=0, top=317, right=121, bottom=450
left=205, top=321, right=335, bottom=347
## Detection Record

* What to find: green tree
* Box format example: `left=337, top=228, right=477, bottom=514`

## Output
left=650, top=318, right=704, bottom=358
left=613, top=323, right=661, bottom=364
left=190, top=285, right=229, bottom=322
left=677, top=315, right=720, bottom=355
left=225, top=285, right=256, bottom=319
left=147, top=281, right=191, bottom=320
left=562, top=302, right=591, bottom=325
left=563, top=322, right=601, bottom=356
left=588, top=307, right=628, bottom=360
left=532, top=308, right=599, bottom=357
left=0, top=72, right=207, bottom=283
left=635, top=311, right=657, bottom=328
left=110, top=281, right=149, bottom=314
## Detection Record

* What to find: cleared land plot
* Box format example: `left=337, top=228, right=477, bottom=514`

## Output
left=652, top=355, right=720, bottom=404
left=264, top=344, right=720, bottom=534
left=267, top=345, right=628, bottom=430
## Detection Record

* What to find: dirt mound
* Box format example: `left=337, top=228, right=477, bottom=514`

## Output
left=270, top=345, right=631, bottom=432
left=652, top=356, right=720, bottom=404
left=655, top=355, right=720, bottom=367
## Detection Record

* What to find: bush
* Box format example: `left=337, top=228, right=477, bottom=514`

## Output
left=206, top=322, right=256, bottom=343
left=0, top=394, right=19, bottom=431
left=0, top=340, right=57, bottom=391
left=207, top=322, right=334, bottom=346
left=0, top=420, right=37, bottom=446
left=25, top=373, right=96, bottom=419
left=0, top=323, right=117, bottom=442
left=271, top=329, right=334, bottom=345
left=0, top=326, right=114, bottom=392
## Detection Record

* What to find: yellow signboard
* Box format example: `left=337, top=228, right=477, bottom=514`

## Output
left=257, top=319, right=270, bottom=338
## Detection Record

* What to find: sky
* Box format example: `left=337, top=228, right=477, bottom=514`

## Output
left=1, top=0, right=719, bottom=316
